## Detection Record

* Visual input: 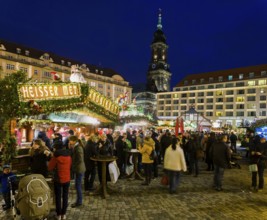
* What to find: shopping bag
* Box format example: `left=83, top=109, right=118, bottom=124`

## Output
left=108, top=161, right=120, bottom=183
left=160, top=175, right=169, bottom=186
left=249, top=164, right=258, bottom=172
left=125, top=165, right=134, bottom=175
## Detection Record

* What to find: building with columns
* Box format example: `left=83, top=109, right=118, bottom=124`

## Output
left=0, top=39, right=132, bottom=102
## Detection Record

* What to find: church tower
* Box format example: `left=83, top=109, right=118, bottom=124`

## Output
left=146, top=9, right=171, bottom=92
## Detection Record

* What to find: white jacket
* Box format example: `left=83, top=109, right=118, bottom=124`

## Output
left=164, top=145, right=187, bottom=172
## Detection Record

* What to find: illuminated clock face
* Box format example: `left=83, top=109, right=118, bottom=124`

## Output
left=152, top=64, right=156, bottom=69
left=164, top=64, right=168, bottom=69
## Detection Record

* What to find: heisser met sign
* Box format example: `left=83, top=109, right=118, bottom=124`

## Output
left=18, top=83, right=81, bottom=102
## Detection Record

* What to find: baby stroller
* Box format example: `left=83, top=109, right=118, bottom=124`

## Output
left=14, top=174, right=51, bottom=220
left=230, top=152, right=242, bottom=169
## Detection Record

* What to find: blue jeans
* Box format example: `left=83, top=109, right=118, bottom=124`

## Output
left=213, top=165, right=224, bottom=189
left=54, top=182, right=70, bottom=216
left=168, top=170, right=181, bottom=193
left=75, top=173, right=83, bottom=205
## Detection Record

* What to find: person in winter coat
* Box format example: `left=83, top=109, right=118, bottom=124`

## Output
left=138, top=131, right=155, bottom=186
left=206, top=132, right=216, bottom=171
left=250, top=137, right=267, bottom=192
left=69, top=135, right=86, bottom=208
left=164, top=137, right=187, bottom=194
left=115, top=134, right=127, bottom=177
left=211, top=134, right=231, bottom=191
left=187, top=134, right=199, bottom=177
left=48, top=141, right=72, bottom=220
left=30, top=139, right=52, bottom=177
left=84, top=134, right=98, bottom=192
left=97, top=133, right=113, bottom=183
left=229, top=131, right=238, bottom=153
left=0, top=165, right=15, bottom=210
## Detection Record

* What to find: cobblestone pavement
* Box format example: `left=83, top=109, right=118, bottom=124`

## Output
left=1, top=149, right=267, bottom=220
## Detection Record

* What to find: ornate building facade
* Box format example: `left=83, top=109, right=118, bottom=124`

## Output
left=0, top=39, right=132, bottom=102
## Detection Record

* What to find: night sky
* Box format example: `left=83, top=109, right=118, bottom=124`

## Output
left=1, top=0, right=267, bottom=88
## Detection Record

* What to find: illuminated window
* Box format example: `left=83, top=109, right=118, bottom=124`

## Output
left=173, top=94, right=179, bottom=98
left=248, top=81, right=255, bottom=86
left=6, top=64, right=15, bottom=70
left=228, top=75, right=233, bottom=80
left=218, top=76, right=223, bottom=82
left=42, top=71, right=51, bottom=78
left=200, top=78, right=205, bottom=83
left=216, top=112, right=223, bottom=116
left=91, top=82, right=96, bottom=87
left=260, top=88, right=266, bottom=93
left=25, top=50, right=29, bottom=56
left=19, top=67, right=27, bottom=73
left=239, top=74, right=244, bottom=79
left=259, top=80, right=266, bottom=85
left=216, top=90, right=223, bottom=96
left=247, top=104, right=256, bottom=109
left=236, top=97, right=245, bottom=102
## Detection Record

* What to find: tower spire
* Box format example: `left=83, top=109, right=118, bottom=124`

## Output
left=157, top=8, right=162, bottom=30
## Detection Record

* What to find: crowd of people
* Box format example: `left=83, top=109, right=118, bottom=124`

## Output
left=1, top=127, right=267, bottom=220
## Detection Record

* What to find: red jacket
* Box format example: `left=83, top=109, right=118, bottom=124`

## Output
left=48, top=149, right=72, bottom=184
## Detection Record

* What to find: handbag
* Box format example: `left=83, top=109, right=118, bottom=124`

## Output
left=160, top=175, right=169, bottom=186
left=149, top=149, right=157, bottom=160
left=249, top=164, right=258, bottom=172
left=108, top=161, right=120, bottom=183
